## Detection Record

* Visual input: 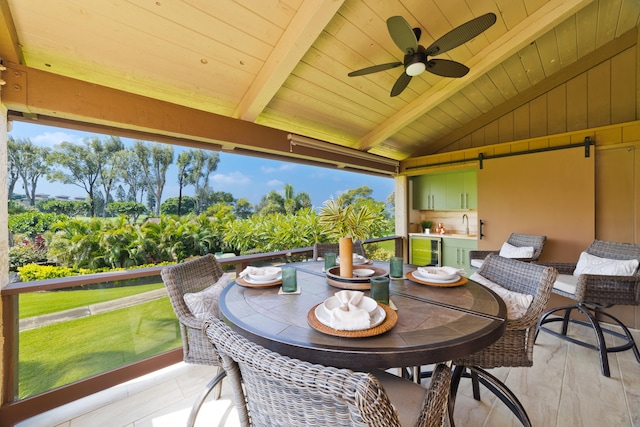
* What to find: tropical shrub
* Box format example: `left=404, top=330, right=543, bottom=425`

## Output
left=9, top=244, right=48, bottom=270
left=18, top=264, right=78, bottom=281
left=223, top=208, right=321, bottom=254
left=9, top=211, right=68, bottom=239
left=46, top=218, right=104, bottom=269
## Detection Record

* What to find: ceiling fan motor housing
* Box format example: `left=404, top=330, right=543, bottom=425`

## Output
left=404, top=45, right=427, bottom=76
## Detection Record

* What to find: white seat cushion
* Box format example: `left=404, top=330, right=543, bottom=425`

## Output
left=470, top=273, right=533, bottom=320
left=573, top=252, right=639, bottom=276
left=499, top=242, right=535, bottom=258
left=553, top=273, right=579, bottom=295
left=183, top=274, right=232, bottom=319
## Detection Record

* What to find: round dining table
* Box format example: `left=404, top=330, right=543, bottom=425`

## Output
left=219, top=261, right=506, bottom=370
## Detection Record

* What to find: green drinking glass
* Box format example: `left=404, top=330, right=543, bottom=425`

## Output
left=390, top=257, right=403, bottom=278
left=369, top=276, right=390, bottom=305
left=281, top=267, right=297, bottom=293
left=324, top=252, right=337, bottom=271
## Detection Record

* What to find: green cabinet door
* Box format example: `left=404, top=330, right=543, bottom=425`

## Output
left=463, top=170, right=477, bottom=209
left=430, top=173, right=447, bottom=210
left=445, top=172, right=465, bottom=209
left=412, top=175, right=430, bottom=210
left=441, top=238, right=477, bottom=276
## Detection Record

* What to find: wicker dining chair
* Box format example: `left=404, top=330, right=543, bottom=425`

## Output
left=204, top=316, right=452, bottom=427
left=469, top=233, right=546, bottom=270
left=450, top=254, right=557, bottom=427
left=312, top=241, right=367, bottom=260
left=161, top=254, right=231, bottom=427
left=535, top=240, right=640, bottom=377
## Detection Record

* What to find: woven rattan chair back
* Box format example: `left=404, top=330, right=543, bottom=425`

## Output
left=161, top=254, right=230, bottom=427
left=506, top=233, right=547, bottom=261
left=458, top=254, right=557, bottom=368
left=536, top=240, right=640, bottom=377
left=313, top=241, right=367, bottom=260
left=161, top=253, right=226, bottom=365
left=449, top=255, right=557, bottom=427
left=469, top=233, right=547, bottom=270
left=205, top=317, right=451, bottom=427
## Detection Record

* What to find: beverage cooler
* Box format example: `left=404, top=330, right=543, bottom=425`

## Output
left=409, top=235, right=442, bottom=266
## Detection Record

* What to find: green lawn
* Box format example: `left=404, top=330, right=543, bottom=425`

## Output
left=19, top=283, right=166, bottom=318
left=19, top=297, right=181, bottom=398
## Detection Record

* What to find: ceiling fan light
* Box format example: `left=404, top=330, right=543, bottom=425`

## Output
left=406, top=61, right=425, bottom=76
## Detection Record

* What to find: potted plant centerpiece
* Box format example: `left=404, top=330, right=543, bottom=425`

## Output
left=317, top=199, right=377, bottom=277
left=421, top=220, right=433, bottom=234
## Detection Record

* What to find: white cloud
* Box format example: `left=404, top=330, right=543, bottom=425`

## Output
left=261, top=164, right=295, bottom=173
left=210, top=172, right=251, bottom=185
left=267, top=179, right=283, bottom=186
left=32, top=131, right=84, bottom=147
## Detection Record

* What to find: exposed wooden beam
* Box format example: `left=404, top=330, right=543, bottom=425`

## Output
left=234, top=0, right=346, bottom=122
left=0, top=0, right=22, bottom=64
left=355, top=0, right=595, bottom=152
left=1, top=62, right=396, bottom=175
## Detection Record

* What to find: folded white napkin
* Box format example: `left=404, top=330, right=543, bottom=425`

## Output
left=238, top=266, right=260, bottom=278
left=329, top=290, right=371, bottom=331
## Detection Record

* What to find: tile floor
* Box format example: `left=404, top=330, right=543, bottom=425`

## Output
left=16, top=322, right=640, bottom=427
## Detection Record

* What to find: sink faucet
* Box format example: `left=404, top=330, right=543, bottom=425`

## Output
left=462, top=214, right=469, bottom=235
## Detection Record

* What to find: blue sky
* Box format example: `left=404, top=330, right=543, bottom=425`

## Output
left=8, top=121, right=394, bottom=208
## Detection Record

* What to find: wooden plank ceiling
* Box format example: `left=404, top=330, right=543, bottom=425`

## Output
left=1, top=0, right=639, bottom=162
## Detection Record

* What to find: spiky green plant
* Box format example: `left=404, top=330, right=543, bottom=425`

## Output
left=317, top=199, right=377, bottom=242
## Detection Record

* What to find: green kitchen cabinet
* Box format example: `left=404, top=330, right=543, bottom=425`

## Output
left=445, top=170, right=477, bottom=209
left=413, top=170, right=477, bottom=211
left=441, top=237, right=477, bottom=276
left=412, top=173, right=447, bottom=210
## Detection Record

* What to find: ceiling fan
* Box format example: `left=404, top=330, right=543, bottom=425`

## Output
left=348, top=13, right=497, bottom=97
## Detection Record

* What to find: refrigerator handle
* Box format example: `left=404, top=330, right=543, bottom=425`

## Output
left=479, top=220, right=484, bottom=240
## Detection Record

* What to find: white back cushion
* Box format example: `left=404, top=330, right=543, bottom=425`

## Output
left=183, top=274, right=232, bottom=319
left=573, top=252, right=639, bottom=276
left=471, top=273, right=533, bottom=320
left=499, top=242, right=535, bottom=259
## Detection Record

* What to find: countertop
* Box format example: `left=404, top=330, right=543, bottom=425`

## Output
left=409, top=232, right=478, bottom=240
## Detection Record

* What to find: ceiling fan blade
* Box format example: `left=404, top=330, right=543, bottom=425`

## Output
left=425, top=13, right=497, bottom=56
left=390, top=72, right=412, bottom=97
left=426, top=59, right=470, bottom=78
left=387, top=16, right=418, bottom=55
left=348, top=62, right=403, bottom=77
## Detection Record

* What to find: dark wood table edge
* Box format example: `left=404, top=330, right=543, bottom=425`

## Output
left=219, top=268, right=507, bottom=370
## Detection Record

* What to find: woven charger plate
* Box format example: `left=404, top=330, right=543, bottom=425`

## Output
left=307, top=303, right=398, bottom=338
left=236, top=276, right=282, bottom=288
left=406, top=270, right=468, bottom=288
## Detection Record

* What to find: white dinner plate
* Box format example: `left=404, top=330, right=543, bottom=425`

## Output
left=315, top=304, right=386, bottom=330
left=243, top=274, right=282, bottom=284
left=413, top=270, right=460, bottom=283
